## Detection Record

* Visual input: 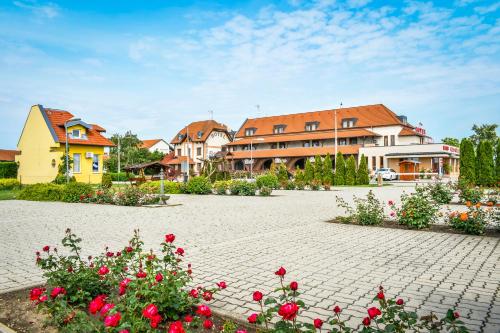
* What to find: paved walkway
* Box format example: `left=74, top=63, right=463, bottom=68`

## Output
left=0, top=188, right=499, bottom=332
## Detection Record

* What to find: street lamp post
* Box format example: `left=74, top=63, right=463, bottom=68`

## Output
left=334, top=102, right=342, bottom=170
left=64, top=118, right=80, bottom=184
left=250, top=138, right=264, bottom=178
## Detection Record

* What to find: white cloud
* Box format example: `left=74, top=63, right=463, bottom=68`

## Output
left=474, top=2, right=500, bottom=14
left=13, top=1, right=59, bottom=19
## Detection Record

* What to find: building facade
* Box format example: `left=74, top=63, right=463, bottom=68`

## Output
left=139, top=139, right=172, bottom=154
left=226, top=104, right=459, bottom=177
left=167, top=120, right=231, bottom=176
left=16, top=105, right=115, bottom=184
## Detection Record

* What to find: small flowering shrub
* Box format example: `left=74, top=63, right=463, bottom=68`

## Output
left=61, top=182, right=94, bottom=203
left=457, top=182, right=483, bottom=204
left=256, top=173, right=279, bottom=190
left=448, top=203, right=498, bottom=235
left=139, top=181, right=184, bottom=194
left=186, top=177, right=212, bottom=195
left=336, top=190, right=384, bottom=225
left=244, top=267, right=468, bottom=333
left=419, top=182, right=454, bottom=204
left=31, top=229, right=224, bottom=332
left=389, top=190, right=439, bottom=229
left=213, top=180, right=230, bottom=195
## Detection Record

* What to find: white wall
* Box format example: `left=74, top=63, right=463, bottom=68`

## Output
left=149, top=140, right=171, bottom=154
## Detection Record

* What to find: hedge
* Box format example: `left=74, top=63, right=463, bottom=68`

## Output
left=0, top=162, right=18, bottom=179
left=0, top=179, right=21, bottom=190
left=18, top=183, right=64, bottom=201
left=139, top=181, right=184, bottom=194
left=109, top=172, right=129, bottom=181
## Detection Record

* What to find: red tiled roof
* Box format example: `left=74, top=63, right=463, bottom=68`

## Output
left=227, top=128, right=377, bottom=146
left=165, top=156, right=195, bottom=165
left=140, top=139, right=163, bottom=149
left=171, top=120, right=229, bottom=144
left=235, top=104, right=406, bottom=138
left=228, top=146, right=360, bottom=159
left=399, top=127, right=425, bottom=137
left=43, top=108, right=115, bottom=147
left=161, top=152, right=175, bottom=164
left=0, top=149, right=19, bottom=161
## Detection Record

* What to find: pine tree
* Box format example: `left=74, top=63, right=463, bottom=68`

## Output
left=496, top=139, right=500, bottom=183
left=345, top=155, right=356, bottom=185
left=313, top=155, right=323, bottom=181
left=304, top=159, right=314, bottom=185
left=476, top=140, right=495, bottom=186
left=322, top=153, right=334, bottom=185
left=294, top=167, right=304, bottom=182
left=356, top=154, right=369, bottom=185
left=334, top=152, right=345, bottom=185
left=278, top=163, right=288, bottom=183
left=459, top=138, right=475, bottom=185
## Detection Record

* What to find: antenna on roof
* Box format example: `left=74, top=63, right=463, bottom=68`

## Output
left=208, top=110, right=213, bottom=120
left=255, top=104, right=261, bottom=116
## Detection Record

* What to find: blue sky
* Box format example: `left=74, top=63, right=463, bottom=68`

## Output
left=1, top=0, right=499, bottom=148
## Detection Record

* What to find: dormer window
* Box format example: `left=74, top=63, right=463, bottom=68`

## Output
left=341, top=118, right=357, bottom=128
left=273, top=125, right=286, bottom=134
left=178, top=134, right=183, bottom=140
left=305, top=122, right=319, bottom=131
left=197, top=131, right=203, bottom=139
left=245, top=128, right=256, bottom=136
left=71, top=129, right=80, bottom=138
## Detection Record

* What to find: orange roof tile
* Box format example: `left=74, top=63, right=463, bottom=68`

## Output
left=165, top=156, right=195, bottom=165
left=398, top=127, right=425, bottom=137
left=171, top=120, right=229, bottom=144
left=43, top=108, right=115, bottom=147
left=235, top=104, right=405, bottom=138
left=140, top=139, right=163, bottom=149
left=228, top=146, right=360, bottom=159
left=227, top=128, right=377, bottom=146
left=0, top=149, right=19, bottom=161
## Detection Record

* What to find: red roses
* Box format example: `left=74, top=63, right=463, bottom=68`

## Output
left=313, top=318, right=323, bottom=329
left=88, top=295, right=106, bottom=314
left=165, top=234, right=176, bottom=243
left=196, top=304, right=212, bottom=318
left=278, top=302, right=299, bottom=321
left=168, top=321, right=185, bottom=333
left=216, top=281, right=227, bottom=289
left=275, top=266, right=286, bottom=277
left=50, top=287, right=66, bottom=299
left=104, top=312, right=121, bottom=327
left=367, top=307, right=381, bottom=319
left=143, top=304, right=162, bottom=328
left=175, top=247, right=185, bottom=256
left=290, top=281, right=298, bottom=291
left=98, top=265, right=109, bottom=275
left=253, top=291, right=263, bottom=302
left=247, top=313, right=258, bottom=324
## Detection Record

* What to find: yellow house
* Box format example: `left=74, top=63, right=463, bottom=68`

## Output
left=16, top=104, right=115, bottom=184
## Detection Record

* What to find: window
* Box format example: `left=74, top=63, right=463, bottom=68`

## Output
left=350, top=137, right=358, bottom=145
left=390, top=135, right=395, bottom=146
left=312, top=140, right=320, bottom=147
left=73, top=153, right=81, bottom=173
left=92, top=154, right=99, bottom=173
left=339, top=138, right=347, bottom=146
left=177, top=149, right=181, bottom=156
left=188, top=148, right=191, bottom=157
left=303, top=141, right=310, bottom=147
left=245, top=128, right=256, bottom=136
left=372, top=156, right=376, bottom=170
left=305, top=122, right=319, bottom=131
left=341, top=118, right=357, bottom=128
left=273, top=125, right=286, bottom=134
left=71, top=129, right=80, bottom=138
left=379, top=156, right=384, bottom=168
left=384, top=136, right=388, bottom=146
left=197, top=147, right=202, bottom=156
left=278, top=142, right=286, bottom=149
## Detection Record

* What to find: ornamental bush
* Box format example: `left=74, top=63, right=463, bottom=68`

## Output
left=336, top=190, right=384, bottom=225
left=244, top=267, right=467, bottom=333
left=229, top=180, right=257, bottom=196
left=448, top=204, right=496, bottom=235
left=322, top=154, right=334, bottom=185
left=389, top=190, right=439, bottom=229
left=334, top=152, right=345, bottom=185
left=304, top=159, right=314, bottom=185
left=459, top=138, right=475, bottom=185
left=139, top=181, right=183, bottom=194
left=0, top=162, right=18, bottom=178
left=186, top=177, right=212, bottom=195
left=345, top=156, right=356, bottom=186
left=31, top=229, right=223, bottom=332
left=109, top=172, right=129, bottom=181
left=61, top=182, right=94, bottom=203
left=0, top=178, right=20, bottom=190
left=213, top=180, right=229, bottom=195
left=420, top=182, right=454, bottom=204
left=356, top=154, right=369, bottom=185
left=457, top=182, right=483, bottom=204
left=101, top=173, right=113, bottom=189
left=256, top=173, right=279, bottom=189
left=278, top=163, right=289, bottom=184
left=476, top=140, right=495, bottom=186
left=313, top=155, right=323, bottom=182
left=259, top=186, right=273, bottom=196
left=18, top=183, right=64, bottom=201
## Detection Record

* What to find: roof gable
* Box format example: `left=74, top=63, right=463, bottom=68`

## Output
left=171, top=120, right=229, bottom=144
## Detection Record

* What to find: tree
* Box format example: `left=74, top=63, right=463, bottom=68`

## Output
left=356, top=154, right=369, bottom=185
left=334, top=152, right=345, bottom=185
left=313, top=155, right=323, bottom=182
left=476, top=140, right=495, bottom=186
left=322, top=153, right=334, bottom=185
left=277, top=163, right=288, bottom=183
left=496, top=139, right=500, bottom=183
left=345, top=155, right=356, bottom=186
left=294, top=167, right=304, bottom=182
left=442, top=137, right=460, bottom=147
left=459, top=138, right=475, bottom=185
left=470, top=124, right=498, bottom=146
left=304, top=159, right=314, bottom=185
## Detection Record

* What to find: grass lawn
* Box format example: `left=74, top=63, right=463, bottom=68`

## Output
left=0, top=189, right=20, bottom=200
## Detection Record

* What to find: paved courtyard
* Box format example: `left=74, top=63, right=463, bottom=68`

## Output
left=0, top=187, right=499, bottom=332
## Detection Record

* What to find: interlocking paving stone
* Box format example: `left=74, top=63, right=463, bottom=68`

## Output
left=0, top=187, right=499, bottom=332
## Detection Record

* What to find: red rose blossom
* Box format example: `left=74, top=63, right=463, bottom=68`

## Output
left=100, top=303, right=115, bottom=317
left=184, top=315, right=193, bottom=323
left=189, top=289, right=199, bottom=298
left=30, top=288, right=45, bottom=301
left=313, top=318, right=323, bottom=329
left=278, top=302, right=299, bottom=321
left=217, top=281, right=227, bottom=289
left=150, top=314, right=162, bottom=328
left=396, top=298, right=404, bottom=306
left=50, top=287, right=66, bottom=298
left=236, top=330, right=247, bottom=333
left=362, top=317, right=371, bottom=326
left=37, top=295, right=48, bottom=304
left=43, top=246, right=50, bottom=252
left=175, top=247, right=185, bottom=256
left=377, top=291, right=385, bottom=300
left=136, top=270, right=147, bottom=278
left=142, top=304, right=159, bottom=319
left=126, top=246, right=133, bottom=253
left=98, top=266, right=109, bottom=275
left=156, top=272, right=163, bottom=282
left=88, top=295, right=106, bottom=314
left=367, top=307, right=381, bottom=319
left=247, top=313, right=258, bottom=324
left=290, top=281, right=298, bottom=291
left=203, top=291, right=213, bottom=301
left=165, top=234, right=176, bottom=243
left=196, top=304, right=212, bottom=317
left=104, top=312, right=121, bottom=327
left=169, top=321, right=185, bottom=333
left=275, top=266, right=286, bottom=277
left=453, top=312, right=460, bottom=319
left=203, top=319, right=213, bottom=329
left=253, top=291, right=263, bottom=302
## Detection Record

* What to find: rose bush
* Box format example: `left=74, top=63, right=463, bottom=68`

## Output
left=389, top=190, right=439, bottom=229
left=448, top=204, right=498, bottom=235
left=244, top=267, right=468, bottom=333
left=336, top=190, right=385, bottom=225
left=31, top=229, right=224, bottom=332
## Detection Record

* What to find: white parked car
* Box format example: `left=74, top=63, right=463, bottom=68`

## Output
left=375, top=168, right=398, bottom=180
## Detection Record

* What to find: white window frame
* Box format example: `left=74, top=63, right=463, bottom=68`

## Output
left=92, top=154, right=99, bottom=173
left=73, top=153, right=81, bottom=173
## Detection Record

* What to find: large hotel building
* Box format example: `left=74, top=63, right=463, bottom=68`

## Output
left=225, top=104, right=460, bottom=178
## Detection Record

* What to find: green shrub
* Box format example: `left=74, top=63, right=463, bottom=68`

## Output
left=420, top=182, right=453, bottom=204
left=0, top=178, right=20, bottom=190
left=459, top=138, right=475, bottom=185
left=0, top=162, right=18, bottom=179
left=18, top=183, right=64, bottom=201
left=356, top=154, right=369, bottom=185
left=345, top=155, right=356, bottom=186
left=139, top=181, right=182, bottom=194
left=313, top=155, right=323, bottom=182
left=213, top=180, right=229, bottom=195
left=334, top=152, right=345, bottom=185
left=476, top=140, right=495, bottom=186
left=390, top=191, right=439, bottom=229
left=295, top=180, right=305, bottom=190
left=61, top=182, right=94, bottom=203
left=310, top=179, right=321, bottom=190
left=109, top=172, right=129, bottom=181
left=336, top=190, right=384, bottom=225
left=256, top=173, right=279, bottom=189
left=53, top=174, right=76, bottom=184
left=101, top=173, right=112, bottom=189
left=277, top=163, right=288, bottom=183
left=186, top=176, right=212, bottom=194
left=259, top=186, right=272, bottom=196
left=448, top=207, right=490, bottom=235
left=322, top=153, right=334, bottom=185
left=458, top=182, right=483, bottom=204
left=229, top=180, right=257, bottom=196
left=285, top=180, right=296, bottom=190
left=304, top=159, right=314, bottom=185
left=114, top=186, right=150, bottom=206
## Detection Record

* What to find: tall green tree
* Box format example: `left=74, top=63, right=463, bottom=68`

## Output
left=278, top=163, right=288, bottom=183
left=313, top=155, right=323, bottom=181
left=322, top=153, right=334, bottom=185
left=442, top=137, right=460, bottom=147
left=459, top=138, right=475, bottom=185
left=496, top=139, right=500, bottom=183
left=476, top=140, right=495, bottom=186
left=345, top=155, right=356, bottom=186
left=470, top=124, right=498, bottom=146
left=294, top=167, right=304, bottom=182
left=334, top=152, right=345, bottom=185
left=356, top=154, right=369, bottom=185
left=304, top=159, right=314, bottom=185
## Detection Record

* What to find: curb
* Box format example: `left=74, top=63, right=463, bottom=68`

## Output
left=0, top=322, right=17, bottom=333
